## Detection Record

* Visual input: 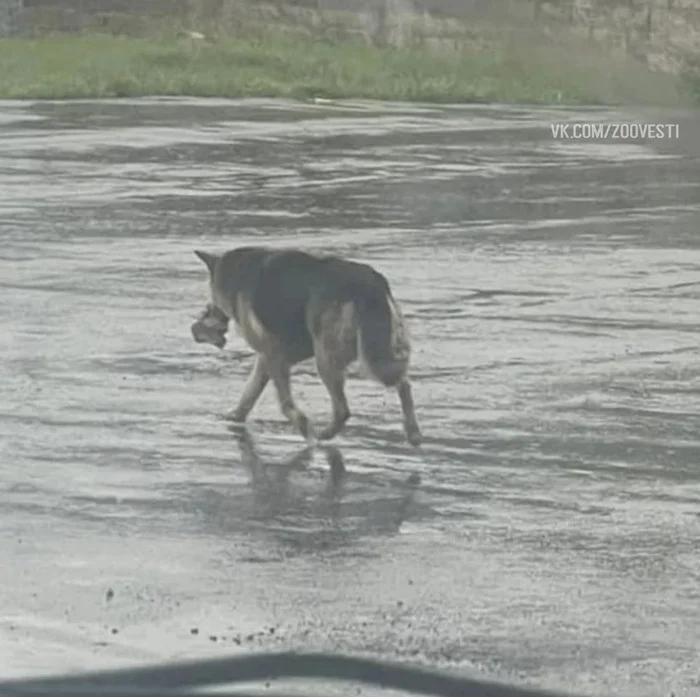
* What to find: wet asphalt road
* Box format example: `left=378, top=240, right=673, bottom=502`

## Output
left=0, top=98, right=699, bottom=697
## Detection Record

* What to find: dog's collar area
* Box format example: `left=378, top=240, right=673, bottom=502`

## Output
left=196, top=303, right=228, bottom=321
left=209, top=304, right=228, bottom=320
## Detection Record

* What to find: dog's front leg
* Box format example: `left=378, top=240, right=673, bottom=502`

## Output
left=315, top=357, right=351, bottom=441
left=264, top=354, right=316, bottom=442
left=226, top=355, right=269, bottom=422
left=397, top=378, right=422, bottom=446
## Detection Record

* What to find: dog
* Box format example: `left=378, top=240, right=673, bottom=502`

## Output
left=190, top=246, right=422, bottom=446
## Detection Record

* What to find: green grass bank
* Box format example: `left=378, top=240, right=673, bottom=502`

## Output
left=0, top=32, right=690, bottom=105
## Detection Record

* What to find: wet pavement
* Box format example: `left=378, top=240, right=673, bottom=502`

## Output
left=0, top=97, right=699, bottom=697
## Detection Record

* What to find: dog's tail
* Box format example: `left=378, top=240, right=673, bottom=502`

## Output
left=355, top=284, right=410, bottom=388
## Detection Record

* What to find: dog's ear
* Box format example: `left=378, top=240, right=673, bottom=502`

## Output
left=194, top=250, right=219, bottom=276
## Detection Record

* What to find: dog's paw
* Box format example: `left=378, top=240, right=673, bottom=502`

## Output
left=318, top=412, right=350, bottom=442
left=297, top=413, right=317, bottom=445
left=223, top=409, right=247, bottom=423
left=317, top=425, right=339, bottom=441
left=405, top=424, right=423, bottom=447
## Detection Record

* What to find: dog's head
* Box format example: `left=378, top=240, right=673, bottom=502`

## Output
left=191, top=303, right=229, bottom=349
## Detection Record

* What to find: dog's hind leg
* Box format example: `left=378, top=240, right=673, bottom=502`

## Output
left=312, top=302, right=356, bottom=441
left=265, top=354, right=315, bottom=442
left=226, top=355, right=269, bottom=423
left=397, top=378, right=422, bottom=446
left=354, top=290, right=422, bottom=447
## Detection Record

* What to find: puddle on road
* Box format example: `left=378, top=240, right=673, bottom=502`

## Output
left=1, top=98, right=699, bottom=697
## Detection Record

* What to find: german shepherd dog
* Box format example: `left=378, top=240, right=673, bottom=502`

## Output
left=190, top=246, right=422, bottom=446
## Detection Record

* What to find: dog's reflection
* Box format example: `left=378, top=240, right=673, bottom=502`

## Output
left=228, top=425, right=421, bottom=534
left=229, top=425, right=347, bottom=517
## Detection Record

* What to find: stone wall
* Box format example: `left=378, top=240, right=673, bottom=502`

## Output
left=370, top=0, right=700, bottom=75
left=0, top=0, right=23, bottom=36
left=12, top=0, right=700, bottom=76
left=534, top=0, right=700, bottom=75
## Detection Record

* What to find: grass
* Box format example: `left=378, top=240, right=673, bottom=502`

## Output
left=0, top=32, right=689, bottom=105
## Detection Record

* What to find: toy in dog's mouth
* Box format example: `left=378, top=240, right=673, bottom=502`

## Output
left=191, top=303, right=229, bottom=349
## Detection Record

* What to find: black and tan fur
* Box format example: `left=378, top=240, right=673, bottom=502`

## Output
left=190, top=246, right=422, bottom=446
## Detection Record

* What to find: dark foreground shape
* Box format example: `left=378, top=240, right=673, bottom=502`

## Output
left=190, top=246, right=422, bottom=446
left=0, top=650, right=590, bottom=697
